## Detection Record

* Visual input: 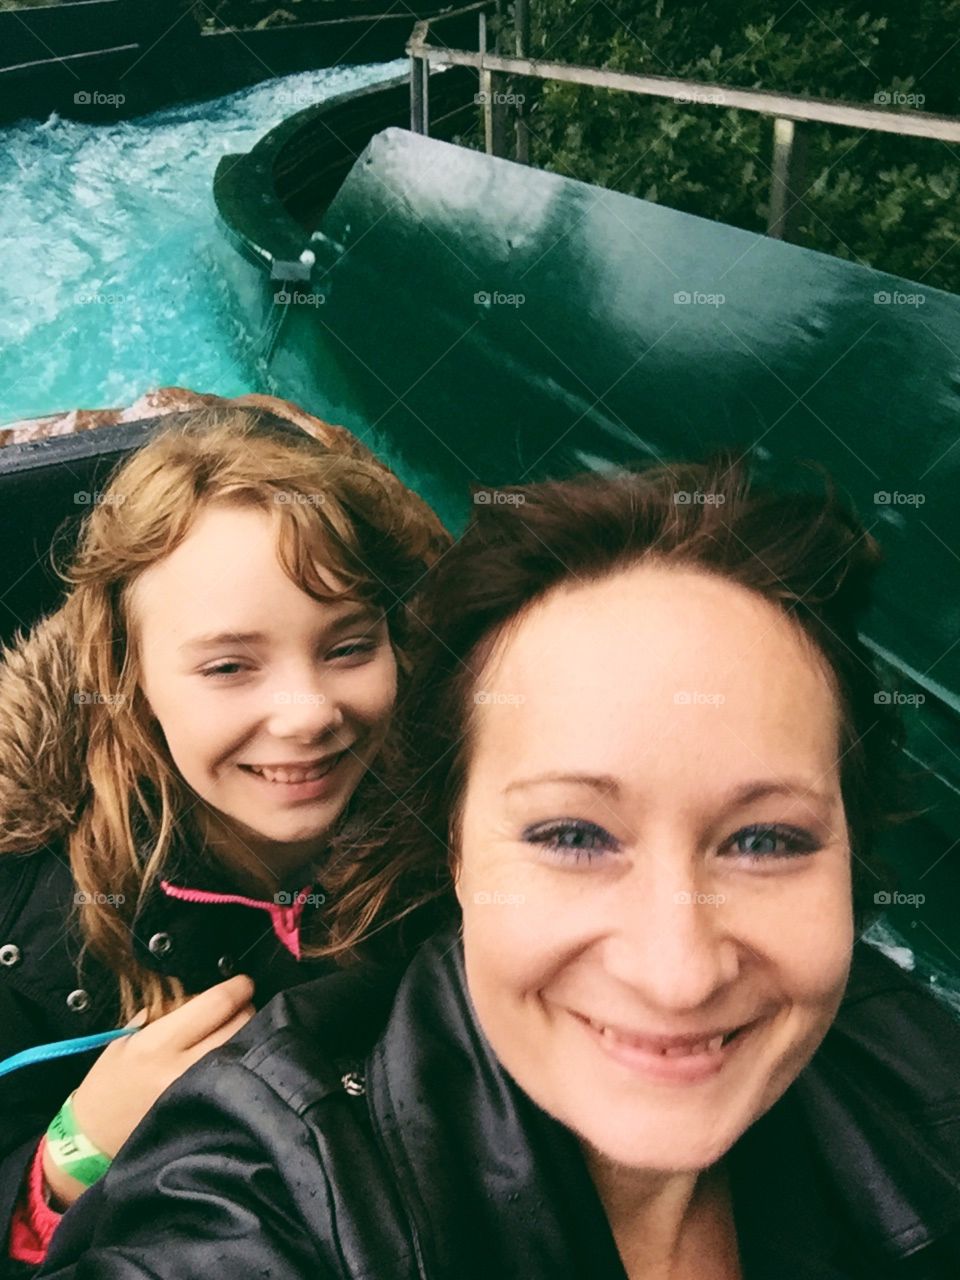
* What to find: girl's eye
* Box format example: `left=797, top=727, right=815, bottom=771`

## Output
left=723, top=823, right=820, bottom=860
left=523, top=819, right=620, bottom=864
left=329, top=640, right=378, bottom=661
left=200, top=661, right=249, bottom=679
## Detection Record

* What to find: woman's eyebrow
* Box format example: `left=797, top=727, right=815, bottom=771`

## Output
left=502, top=774, right=835, bottom=809
left=504, top=773, right=621, bottom=796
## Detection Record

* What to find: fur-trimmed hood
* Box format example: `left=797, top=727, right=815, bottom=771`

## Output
left=0, top=608, right=86, bottom=854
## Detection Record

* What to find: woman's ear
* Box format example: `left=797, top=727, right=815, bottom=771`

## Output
left=446, top=834, right=464, bottom=909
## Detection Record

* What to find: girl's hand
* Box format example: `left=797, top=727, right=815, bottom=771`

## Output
left=41, top=974, right=256, bottom=1209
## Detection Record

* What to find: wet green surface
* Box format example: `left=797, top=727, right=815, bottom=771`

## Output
left=218, top=125, right=960, bottom=968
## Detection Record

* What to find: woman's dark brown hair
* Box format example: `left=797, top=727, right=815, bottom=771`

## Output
left=328, top=451, right=908, bottom=959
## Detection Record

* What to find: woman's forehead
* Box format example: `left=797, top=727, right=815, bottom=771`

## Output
left=470, top=565, right=841, bottom=789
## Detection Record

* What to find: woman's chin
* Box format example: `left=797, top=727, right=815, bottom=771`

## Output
left=578, top=1118, right=741, bottom=1175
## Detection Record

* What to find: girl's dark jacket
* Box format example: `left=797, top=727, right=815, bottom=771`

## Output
left=28, top=918, right=960, bottom=1280
left=0, top=614, right=336, bottom=1274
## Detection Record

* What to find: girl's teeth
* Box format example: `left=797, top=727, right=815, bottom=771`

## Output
left=248, top=758, right=337, bottom=784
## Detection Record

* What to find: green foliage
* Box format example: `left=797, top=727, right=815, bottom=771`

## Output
left=522, top=0, right=960, bottom=292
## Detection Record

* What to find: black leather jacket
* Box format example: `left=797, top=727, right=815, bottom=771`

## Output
left=32, top=926, right=960, bottom=1280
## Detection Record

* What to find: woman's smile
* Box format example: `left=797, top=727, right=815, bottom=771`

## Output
left=569, top=1008, right=763, bottom=1085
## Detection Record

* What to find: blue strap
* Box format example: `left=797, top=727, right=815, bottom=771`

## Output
left=0, top=1027, right=140, bottom=1079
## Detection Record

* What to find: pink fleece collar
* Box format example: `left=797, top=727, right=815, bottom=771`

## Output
left=159, top=880, right=312, bottom=960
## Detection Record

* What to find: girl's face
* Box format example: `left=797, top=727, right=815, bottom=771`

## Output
left=132, top=503, right=397, bottom=877
left=455, top=563, right=853, bottom=1172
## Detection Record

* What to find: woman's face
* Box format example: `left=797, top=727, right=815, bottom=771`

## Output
left=132, top=503, right=397, bottom=877
left=455, top=563, right=853, bottom=1172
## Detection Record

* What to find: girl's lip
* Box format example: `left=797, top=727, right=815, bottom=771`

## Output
left=236, top=751, right=349, bottom=800
left=573, top=1011, right=758, bottom=1084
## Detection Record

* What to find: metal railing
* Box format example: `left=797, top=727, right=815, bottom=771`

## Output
left=407, top=10, right=960, bottom=240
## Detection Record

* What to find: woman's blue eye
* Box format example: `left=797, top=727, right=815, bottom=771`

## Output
left=725, top=824, right=819, bottom=859
left=523, top=819, right=619, bottom=863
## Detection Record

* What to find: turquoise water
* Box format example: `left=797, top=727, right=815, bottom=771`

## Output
left=0, top=61, right=406, bottom=427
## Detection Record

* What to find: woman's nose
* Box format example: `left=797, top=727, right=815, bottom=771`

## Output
left=599, top=862, right=741, bottom=1012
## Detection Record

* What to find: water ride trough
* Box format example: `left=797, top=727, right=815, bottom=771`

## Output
left=2, top=50, right=960, bottom=970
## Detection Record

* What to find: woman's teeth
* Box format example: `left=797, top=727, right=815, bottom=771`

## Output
left=245, top=756, right=340, bottom=784
left=590, top=1021, right=731, bottom=1056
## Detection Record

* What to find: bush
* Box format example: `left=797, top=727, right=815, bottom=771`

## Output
left=521, top=1, right=960, bottom=292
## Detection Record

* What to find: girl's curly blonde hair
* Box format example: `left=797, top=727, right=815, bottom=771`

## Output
left=48, top=407, right=449, bottom=1021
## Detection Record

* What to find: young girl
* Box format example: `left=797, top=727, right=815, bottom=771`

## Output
left=0, top=406, right=449, bottom=1272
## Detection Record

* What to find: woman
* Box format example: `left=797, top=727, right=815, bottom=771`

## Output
left=31, top=455, right=960, bottom=1279
left=0, top=406, right=449, bottom=1271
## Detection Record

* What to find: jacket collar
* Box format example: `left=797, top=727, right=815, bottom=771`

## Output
left=130, top=823, right=327, bottom=992
left=367, top=929, right=960, bottom=1280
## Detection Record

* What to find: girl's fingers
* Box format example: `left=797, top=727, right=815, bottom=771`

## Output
left=153, top=975, right=256, bottom=1052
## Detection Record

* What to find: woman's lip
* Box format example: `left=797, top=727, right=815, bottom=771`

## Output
left=573, top=1011, right=758, bottom=1083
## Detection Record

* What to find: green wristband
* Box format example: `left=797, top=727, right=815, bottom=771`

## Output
left=46, top=1092, right=113, bottom=1187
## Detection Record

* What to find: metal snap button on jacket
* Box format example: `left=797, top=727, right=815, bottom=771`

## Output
left=0, top=943, right=21, bottom=967
left=217, top=955, right=235, bottom=978
left=148, top=932, right=173, bottom=957
left=66, top=988, right=91, bottom=1012
left=341, top=1071, right=366, bottom=1097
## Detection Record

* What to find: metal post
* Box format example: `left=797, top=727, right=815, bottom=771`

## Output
left=410, top=52, right=425, bottom=133
left=767, top=116, right=807, bottom=241
left=514, top=0, right=531, bottom=163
